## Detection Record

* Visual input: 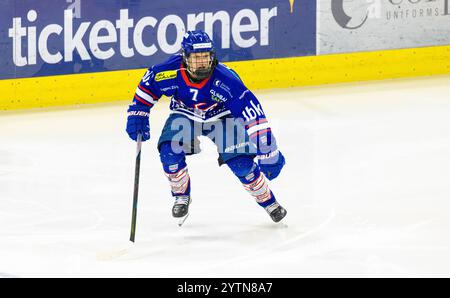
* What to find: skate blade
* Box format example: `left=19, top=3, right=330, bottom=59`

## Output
left=276, top=220, right=288, bottom=228
left=177, top=213, right=189, bottom=227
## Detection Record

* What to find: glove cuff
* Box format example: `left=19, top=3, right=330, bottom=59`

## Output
left=256, top=149, right=279, bottom=161
left=257, top=149, right=281, bottom=166
left=127, top=110, right=149, bottom=117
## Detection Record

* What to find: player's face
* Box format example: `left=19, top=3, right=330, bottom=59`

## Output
left=187, top=52, right=212, bottom=78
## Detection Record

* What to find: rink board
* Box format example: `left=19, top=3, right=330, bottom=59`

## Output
left=1, top=44, right=450, bottom=110
left=1, top=0, right=450, bottom=110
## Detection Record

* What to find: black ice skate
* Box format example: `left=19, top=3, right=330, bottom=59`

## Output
left=265, top=202, right=287, bottom=223
left=172, top=195, right=191, bottom=226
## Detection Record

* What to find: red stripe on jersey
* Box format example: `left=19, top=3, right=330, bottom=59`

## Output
left=180, top=62, right=211, bottom=89
left=134, top=95, right=154, bottom=107
left=138, top=84, right=159, bottom=100
left=245, top=118, right=268, bottom=129
left=250, top=128, right=271, bottom=139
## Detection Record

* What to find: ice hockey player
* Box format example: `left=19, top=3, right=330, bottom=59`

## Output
left=126, top=30, right=286, bottom=225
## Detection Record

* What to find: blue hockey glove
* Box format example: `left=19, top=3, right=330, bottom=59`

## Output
left=257, top=150, right=285, bottom=181
left=126, top=104, right=150, bottom=142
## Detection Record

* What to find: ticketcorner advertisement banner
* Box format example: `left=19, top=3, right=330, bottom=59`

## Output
left=0, top=0, right=316, bottom=80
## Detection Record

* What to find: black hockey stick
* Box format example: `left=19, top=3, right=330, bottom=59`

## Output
left=129, top=133, right=142, bottom=242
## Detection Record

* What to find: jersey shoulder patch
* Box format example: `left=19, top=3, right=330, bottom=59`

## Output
left=155, top=70, right=178, bottom=82
left=152, top=54, right=183, bottom=81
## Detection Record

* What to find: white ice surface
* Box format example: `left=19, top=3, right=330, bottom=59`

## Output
left=1, top=75, right=450, bottom=277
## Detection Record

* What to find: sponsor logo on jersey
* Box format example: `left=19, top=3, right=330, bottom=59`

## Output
left=241, top=100, right=264, bottom=121
left=213, top=79, right=233, bottom=97
left=161, top=85, right=179, bottom=92
left=155, top=70, right=177, bottom=82
left=210, top=89, right=229, bottom=103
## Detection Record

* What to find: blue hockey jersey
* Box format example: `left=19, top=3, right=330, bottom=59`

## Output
left=131, top=54, right=278, bottom=155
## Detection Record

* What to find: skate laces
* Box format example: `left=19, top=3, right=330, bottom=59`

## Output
left=265, top=202, right=280, bottom=214
left=174, top=196, right=190, bottom=205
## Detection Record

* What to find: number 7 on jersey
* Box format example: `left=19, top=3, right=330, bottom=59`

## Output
left=190, top=88, right=198, bottom=102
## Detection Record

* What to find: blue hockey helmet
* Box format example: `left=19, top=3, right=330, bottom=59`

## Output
left=181, top=30, right=217, bottom=80
left=181, top=30, right=215, bottom=56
